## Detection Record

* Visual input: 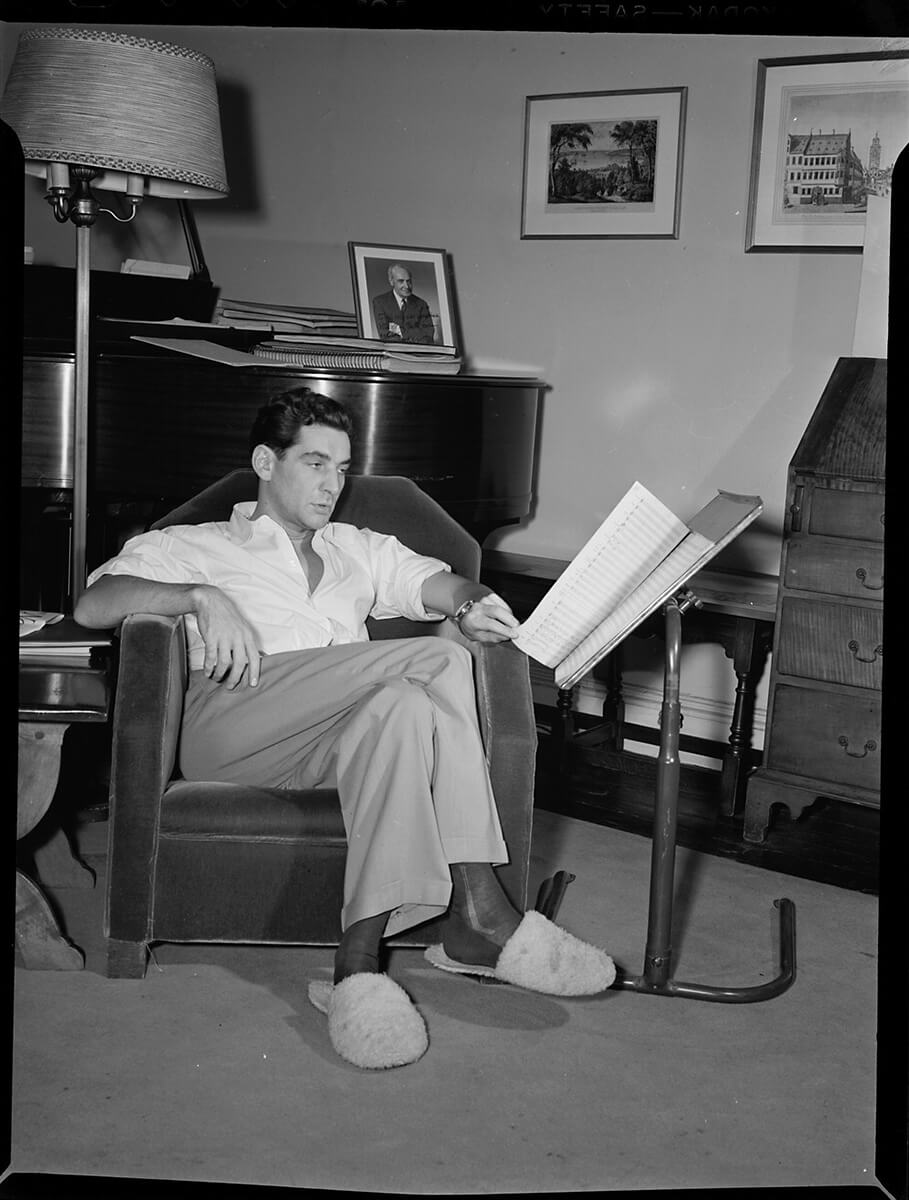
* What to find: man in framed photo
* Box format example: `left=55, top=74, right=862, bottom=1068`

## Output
left=372, top=263, right=437, bottom=344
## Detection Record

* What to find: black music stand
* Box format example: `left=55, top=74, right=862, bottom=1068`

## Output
left=611, top=590, right=796, bottom=1002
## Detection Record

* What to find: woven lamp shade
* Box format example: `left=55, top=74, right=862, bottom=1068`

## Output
left=1, top=26, right=228, bottom=199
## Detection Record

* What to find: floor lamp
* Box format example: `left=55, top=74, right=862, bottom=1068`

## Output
left=2, top=26, right=229, bottom=608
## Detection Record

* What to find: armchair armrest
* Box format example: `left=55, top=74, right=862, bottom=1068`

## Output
left=463, top=634, right=538, bottom=910
left=105, top=614, right=187, bottom=942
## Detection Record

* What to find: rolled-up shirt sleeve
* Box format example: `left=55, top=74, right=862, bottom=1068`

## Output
left=85, top=529, right=208, bottom=588
left=361, top=529, right=451, bottom=621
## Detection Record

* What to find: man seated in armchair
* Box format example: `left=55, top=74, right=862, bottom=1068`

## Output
left=75, top=388, right=615, bottom=1070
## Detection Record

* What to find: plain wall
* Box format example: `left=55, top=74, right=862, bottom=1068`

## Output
left=4, top=23, right=891, bottom=739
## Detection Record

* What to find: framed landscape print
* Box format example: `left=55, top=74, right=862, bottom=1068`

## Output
left=348, top=242, right=458, bottom=350
left=520, top=88, right=687, bottom=239
left=745, top=52, right=909, bottom=252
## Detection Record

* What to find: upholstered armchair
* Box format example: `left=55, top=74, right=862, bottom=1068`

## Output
left=103, top=471, right=537, bottom=978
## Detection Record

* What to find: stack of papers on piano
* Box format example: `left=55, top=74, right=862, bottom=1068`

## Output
left=129, top=336, right=463, bottom=375
left=214, top=298, right=359, bottom=337
left=253, top=334, right=462, bottom=375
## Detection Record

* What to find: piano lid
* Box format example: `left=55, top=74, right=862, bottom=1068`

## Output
left=23, top=265, right=219, bottom=342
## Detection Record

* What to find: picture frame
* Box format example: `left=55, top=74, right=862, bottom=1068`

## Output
left=745, top=52, right=909, bottom=252
left=520, top=88, right=687, bottom=240
left=348, top=242, right=458, bottom=350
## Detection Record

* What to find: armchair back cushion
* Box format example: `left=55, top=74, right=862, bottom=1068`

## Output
left=155, top=470, right=480, bottom=642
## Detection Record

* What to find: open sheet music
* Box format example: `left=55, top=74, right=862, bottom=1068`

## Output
left=513, top=482, right=762, bottom=690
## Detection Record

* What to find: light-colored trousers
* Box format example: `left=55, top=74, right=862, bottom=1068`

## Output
left=179, top=636, right=510, bottom=937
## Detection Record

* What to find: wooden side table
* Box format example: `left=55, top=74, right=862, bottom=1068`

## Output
left=17, top=650, right=113, bottom=970
left=481, top=552, right=778, bottom=817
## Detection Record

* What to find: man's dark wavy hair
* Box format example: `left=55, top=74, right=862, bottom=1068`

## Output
left=248, top=388, right=354, bottom=457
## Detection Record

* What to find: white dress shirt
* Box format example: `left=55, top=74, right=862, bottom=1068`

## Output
left=87, top=501, right=450, bottom=671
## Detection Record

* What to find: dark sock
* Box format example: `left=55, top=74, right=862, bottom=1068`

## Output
left=443, top=863, right=522, bottom=966
left=334, top=910, right=391, bottom=984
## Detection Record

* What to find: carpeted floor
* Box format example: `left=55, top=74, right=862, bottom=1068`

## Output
left=5, top=808, right=879, bottom=1194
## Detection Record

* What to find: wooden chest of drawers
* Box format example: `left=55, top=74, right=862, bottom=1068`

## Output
left=743, top=357, right=885, bottom=843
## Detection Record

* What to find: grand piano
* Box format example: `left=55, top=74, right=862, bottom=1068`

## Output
left=20, top=267, right=543, bottom=610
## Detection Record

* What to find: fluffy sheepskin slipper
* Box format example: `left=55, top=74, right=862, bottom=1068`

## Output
left=425, top=910, right=616, bottom=996
left=306, top=973, right=428, bottom=1070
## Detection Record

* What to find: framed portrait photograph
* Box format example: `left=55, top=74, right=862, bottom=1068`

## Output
left=348, top=242, right=458, bottom=350
left=745, top=52, right=909, bottom=252
left=520, top=88, right=687, bottom=239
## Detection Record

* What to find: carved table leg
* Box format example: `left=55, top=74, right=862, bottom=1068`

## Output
left=551, top=687, right=576, bottom=772
left=719, top=620, right=772, bottom=818
left=17, top=721, right=86, bottom=970
left=600, top=649, right=625, bottom=753
left=565, top=647, right=625, bottom=762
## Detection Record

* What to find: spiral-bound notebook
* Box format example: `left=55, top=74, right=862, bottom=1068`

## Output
left=513, top=482, right=762, bottom=689
left=252, top=345, right=462, bottom=374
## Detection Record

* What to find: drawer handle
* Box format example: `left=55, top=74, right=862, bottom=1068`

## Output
left=847, top=639, right=883, bottom=664
left=838, top=736, right=877, bottom=759
left=855, top=567, right=884, bottom=591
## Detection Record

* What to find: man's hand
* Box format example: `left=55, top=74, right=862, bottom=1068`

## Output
left=74, top=574, right=262, bottom=688
left=193, top=585, right=262, bottom=688
left=457, top=594, right=520, bottom=644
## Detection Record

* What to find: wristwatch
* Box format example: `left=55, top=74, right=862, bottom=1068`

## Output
left=453, top=598, right=477, bottom=625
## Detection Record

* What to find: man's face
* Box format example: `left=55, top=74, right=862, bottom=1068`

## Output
left=255, top=424, right=352, bottom=534
left=390, top=268, right=413, bottom=300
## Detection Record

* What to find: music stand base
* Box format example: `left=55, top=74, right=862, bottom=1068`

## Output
left=616, top=596, right=797, bottom=1006
left=615, top=897, right=796, bottom=1003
